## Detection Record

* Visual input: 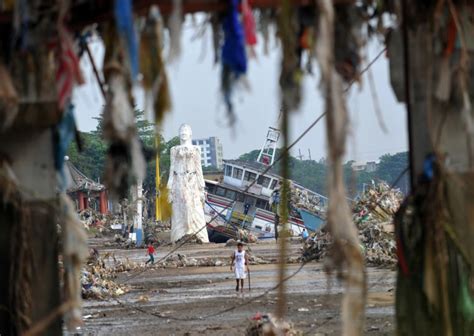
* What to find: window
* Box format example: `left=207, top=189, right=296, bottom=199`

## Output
left=226, top=190, right=236, bottom=200
left=256, top=199, right=269, bottom=210
left=244, top=171, right=257, bottom=182
left=232, top=168, right=243, bottom=179
left=270, top=179, right=278, bottom=189
left=257, top=175, right=271, bottom=188
left=216, top=187, right=226, bottom=197
left=225, top=165, right=233, bottom=176
left=236, top=193, right=245, bottom=202
left=207, top=184, right=216, bottom=194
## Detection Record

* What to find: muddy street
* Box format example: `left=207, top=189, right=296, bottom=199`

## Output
left=81, top=241, right=395, bottom=335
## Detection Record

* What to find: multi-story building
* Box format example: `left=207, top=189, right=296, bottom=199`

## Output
left=192, top=136, right=224, bottom=169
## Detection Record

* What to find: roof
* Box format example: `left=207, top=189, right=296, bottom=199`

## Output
left=65, top=160, right=105, bottom=193
left=224, top=159, right=281, bottom=179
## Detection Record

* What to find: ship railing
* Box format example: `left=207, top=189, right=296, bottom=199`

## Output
left=206, top=193, right=233, bottom=207
left=231, top=211, right=254, bottom=223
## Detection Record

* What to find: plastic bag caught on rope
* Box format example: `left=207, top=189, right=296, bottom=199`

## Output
left=60, top=194, right=89, bottom=331
left=221, top=0, right=247, bottom=126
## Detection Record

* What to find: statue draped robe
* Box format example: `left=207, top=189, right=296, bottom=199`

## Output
left=167, top=145, right=209, bottom=243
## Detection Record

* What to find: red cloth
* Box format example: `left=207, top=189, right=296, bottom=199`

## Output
left=147, top=246, right=155, bottom=254
left=241, top=0, right=257, bottom=46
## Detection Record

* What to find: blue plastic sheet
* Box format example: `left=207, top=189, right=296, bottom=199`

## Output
left=114, top=0, right=139, bottom=80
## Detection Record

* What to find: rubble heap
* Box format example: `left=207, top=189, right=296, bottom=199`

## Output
left=290, top=185, right=326, bottom=216
left=81, top=256, right=130, bottom=299
left=302, top=182, right=403, bottom=266
left=237, top=229, right=258, bottom=243
left=174, top=233, right=205, bottom=245
left=246, top=313, right=302, bottom=336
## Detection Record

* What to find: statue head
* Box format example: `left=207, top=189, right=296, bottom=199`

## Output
left=179, top=124, right=192, bottom=145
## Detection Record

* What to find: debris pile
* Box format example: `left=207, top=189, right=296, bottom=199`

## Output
left=81, top=257, right=130, bottom=299
left=81, top=255, right=130, bottom=300
left=237, top=229, right=258, bottom=243
left=78, top=209, right=109, bottom=232
left=246, top=313, right=302, bottom=336
left=174, top=233, right=205, bottom=245
left=290, top=185, right=326, bottom=216
left=156, top=253, right=227, bottom=268
left=302, top=182, right=403, bottom=266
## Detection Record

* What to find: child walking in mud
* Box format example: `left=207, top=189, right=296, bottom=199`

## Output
left=230, top=242, right=249, bottom=292
left=145, top=242, right=155, bottom=265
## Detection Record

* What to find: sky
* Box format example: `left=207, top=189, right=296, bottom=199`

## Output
left=73, top=16, right=408, bottom=164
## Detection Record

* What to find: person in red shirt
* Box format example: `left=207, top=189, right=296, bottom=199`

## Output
left=145, top=243, right=155, bottom=265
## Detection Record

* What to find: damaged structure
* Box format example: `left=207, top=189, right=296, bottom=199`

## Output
left=65, top=160, right=108, bottom=214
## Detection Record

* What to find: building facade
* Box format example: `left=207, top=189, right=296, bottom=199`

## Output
left=192, top=136, right=224, bottom=169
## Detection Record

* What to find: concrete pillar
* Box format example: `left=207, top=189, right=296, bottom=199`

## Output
left=99, top=190, right=108, bottom=214
left=134, top=180, right=143, bottom=246
left=77, top=191, right=85, bottom=211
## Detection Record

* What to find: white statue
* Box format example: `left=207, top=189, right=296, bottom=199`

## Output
left=167, top=124, right=209, bottom=243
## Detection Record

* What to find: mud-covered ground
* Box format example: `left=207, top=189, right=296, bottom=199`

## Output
left=81, top=239, right=395, bottom=335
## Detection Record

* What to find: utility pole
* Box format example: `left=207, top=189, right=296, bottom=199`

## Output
left=155, top=136, right=162, bottom=222
left=297, top=149, right=304, bottom=160
left=308, top=148, right=312, bottom=161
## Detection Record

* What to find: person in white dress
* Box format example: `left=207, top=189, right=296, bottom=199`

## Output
left=230, top=242, right=249, bottom=292
left=167, top=124, right=210, bottom=243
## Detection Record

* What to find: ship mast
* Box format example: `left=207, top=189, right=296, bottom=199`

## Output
left=256, top=127, right=281, bottom=165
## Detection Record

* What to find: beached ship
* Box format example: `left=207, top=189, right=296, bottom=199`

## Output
left=205, top=128, right=327, bottom=243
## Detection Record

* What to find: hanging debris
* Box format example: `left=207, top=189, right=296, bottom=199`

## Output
left=140, top=5, right=172, bottom=124
left=102, top=22, right=146, bottom=200
left=315, top=0, right=366, bottom=334
left=114, top=0, right=139, bottom=80
left=242, top=0, right=257, bottom=58
left=167, top=0, right=183, bottom=62
left=276, top=0, right=302, bottom=113
left=56, top=0, right=84, bottom=111
left=221, top=0, right=247, bottom=126
left=210, top=12, right=222, bottom=64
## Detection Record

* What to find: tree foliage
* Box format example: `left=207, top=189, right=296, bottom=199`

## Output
left=67, top=110, right=179, bottom=196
